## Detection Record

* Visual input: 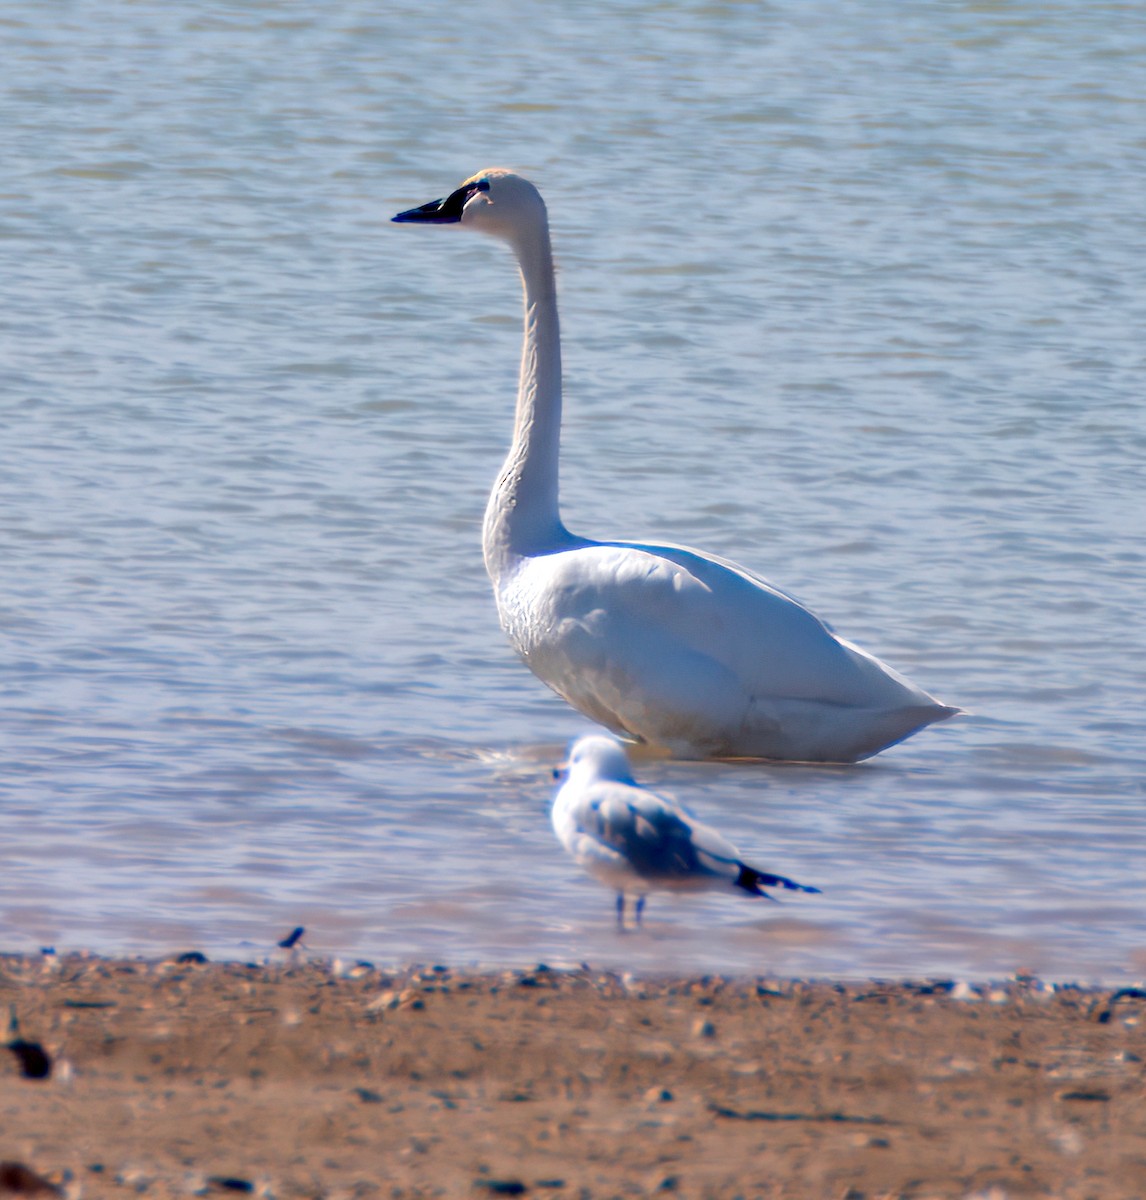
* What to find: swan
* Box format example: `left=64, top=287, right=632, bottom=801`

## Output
left=552, top=734, right=820, bottom=928
left=393, top=169, right=958, bottom=761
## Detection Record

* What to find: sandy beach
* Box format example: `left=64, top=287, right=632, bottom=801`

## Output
left=2, top=953, right=1144, bottom=1199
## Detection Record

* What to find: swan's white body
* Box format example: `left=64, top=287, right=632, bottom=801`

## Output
left=552, top=734, right=819, bottom=926
left=394, top=169, right=957, bottom=762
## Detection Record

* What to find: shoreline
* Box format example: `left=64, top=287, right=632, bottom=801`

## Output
left=3, top=953, right=1145, bottom=1198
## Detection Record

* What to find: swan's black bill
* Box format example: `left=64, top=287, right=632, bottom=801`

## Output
left=392, top=179, right=489, bottom=225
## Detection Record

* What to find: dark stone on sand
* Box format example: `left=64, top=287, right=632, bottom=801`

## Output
left=6, top=1039, right=51, bottom=1080
left=0, top=1161, right=62, bottom=1196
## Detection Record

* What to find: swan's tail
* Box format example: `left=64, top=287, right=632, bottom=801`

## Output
left=843, top=700, right=963, bottom=762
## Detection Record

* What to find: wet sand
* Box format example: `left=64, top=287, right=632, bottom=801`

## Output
left=2, top=953, right=1145, bottom=1199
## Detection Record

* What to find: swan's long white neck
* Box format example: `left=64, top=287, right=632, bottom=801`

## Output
left=482, top=214, right=573, bottom=586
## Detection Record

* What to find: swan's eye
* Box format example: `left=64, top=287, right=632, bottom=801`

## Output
left=434, top=183, right=481, bottom=221
left=450, top=179, right=490, bottom=212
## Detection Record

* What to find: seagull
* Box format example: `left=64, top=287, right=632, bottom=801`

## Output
left=393, top=169, right=958, bottom=762
left=551, top=734, right=820, bottom=929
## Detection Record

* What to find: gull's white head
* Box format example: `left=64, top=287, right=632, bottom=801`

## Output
left=564, top=734, right=637, bottom=785
left=392, top=168, right=547, bottom=243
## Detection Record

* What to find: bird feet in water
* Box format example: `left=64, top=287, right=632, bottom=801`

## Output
left=615, top=893, right=647, bottom=933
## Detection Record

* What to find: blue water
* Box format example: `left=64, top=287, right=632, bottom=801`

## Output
left=1, top=0, right=1144, bottom=981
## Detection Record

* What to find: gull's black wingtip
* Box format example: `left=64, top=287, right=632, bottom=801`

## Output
left=736, top=864, right=821, bottom=898
left=776, top=877, right=821, bottom=895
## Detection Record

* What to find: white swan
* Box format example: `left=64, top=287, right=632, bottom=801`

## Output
left=552, top=734, right=820, bottom=928
left=393, top=169, right=958, bottom=761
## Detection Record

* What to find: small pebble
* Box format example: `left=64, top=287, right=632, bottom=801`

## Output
left=205, top=1178, right=254, bottom=1194
left=277, top=927, right=305, bottom=950
left=6, top=1040, right=52, bottom=1081
left=0, top=1161, right=62, bottom=1196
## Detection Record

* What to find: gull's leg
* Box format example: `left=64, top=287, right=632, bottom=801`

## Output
left=615, top=892, right=626, bottom=933
left=635, top=895, right=646, bottom=928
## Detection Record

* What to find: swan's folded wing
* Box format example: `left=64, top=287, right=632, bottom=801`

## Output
left=516, top=541, right=930, bottom=711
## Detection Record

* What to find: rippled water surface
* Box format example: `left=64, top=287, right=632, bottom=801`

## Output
left=2, top=1, right=1144, bottom=981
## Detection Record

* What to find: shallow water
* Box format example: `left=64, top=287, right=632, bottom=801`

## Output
left=2, top=0, right=1144, bottom=981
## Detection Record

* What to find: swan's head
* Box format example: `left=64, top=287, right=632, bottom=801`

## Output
left=392, top=168, right=547, bottom=243
left=561, top=734, right=637, bottom=786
